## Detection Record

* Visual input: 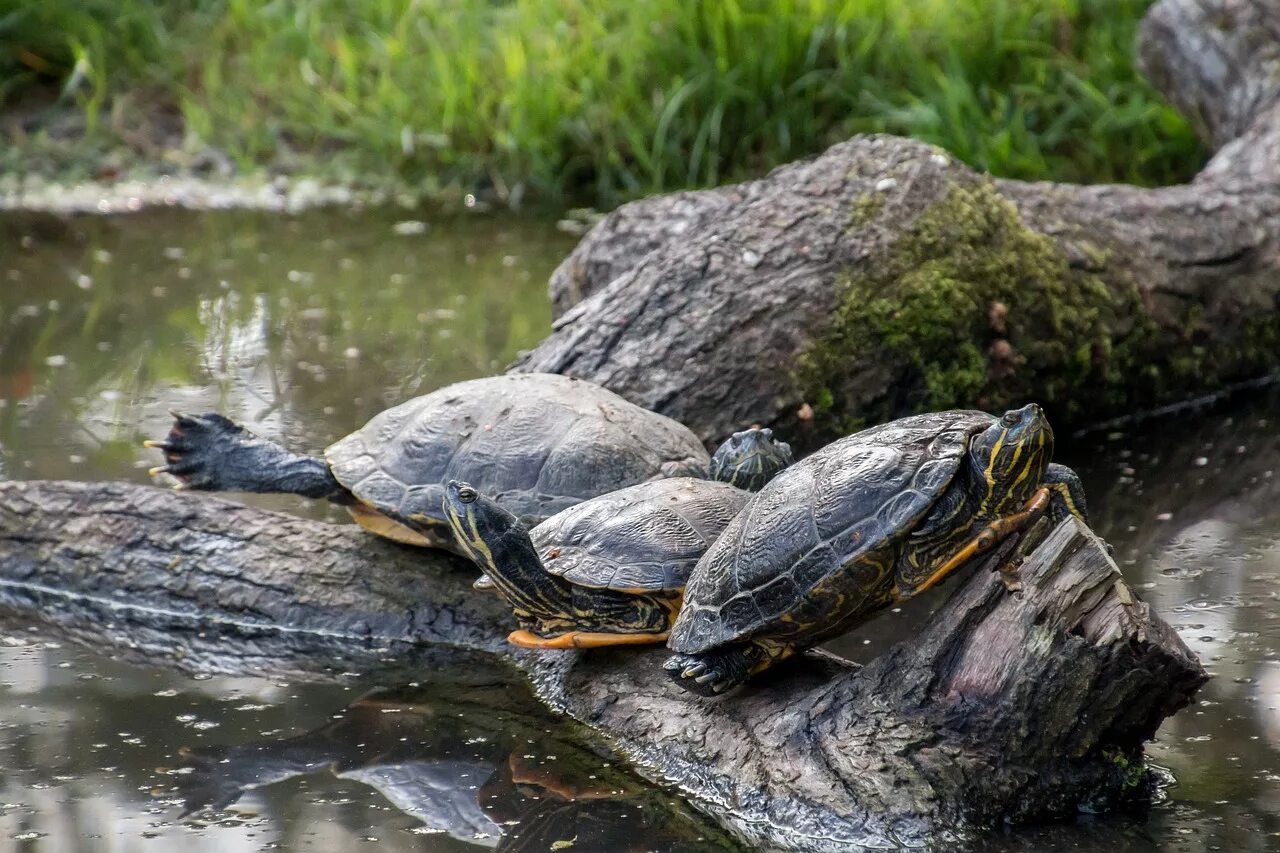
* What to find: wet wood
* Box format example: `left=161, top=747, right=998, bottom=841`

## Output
left=523, top=0, right=1280, bottom=448
left=0, top=480, right=1206, bottom=850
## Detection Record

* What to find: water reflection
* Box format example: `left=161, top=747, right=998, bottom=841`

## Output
left=0, top=634, right=730, bottom=852
left=167, top=681, right=720, bottom=851
left=0, top=209, right=573, bottom=518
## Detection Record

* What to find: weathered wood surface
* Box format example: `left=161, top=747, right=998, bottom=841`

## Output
left=0, top=480, right=1206, bottom=850
left=520, top=0, right=1280, bottom=448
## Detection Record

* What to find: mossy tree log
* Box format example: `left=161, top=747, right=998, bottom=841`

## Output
left=0, top=480, right=1205, bottom=850
left=522, top=0, right=1280, bottom=447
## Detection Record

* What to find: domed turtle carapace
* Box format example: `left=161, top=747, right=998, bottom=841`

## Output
left=146, top=373, right=791, bottom=556
left=665, top=404, right=1089, bottom=695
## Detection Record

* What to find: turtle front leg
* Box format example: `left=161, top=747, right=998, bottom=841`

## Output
left=1044, top=462, right=1089, bottom=523
left=898, top=486, right=1053, bottom=598
left=663, top=640, right=791, bottom=697
left=146, top=412, right=349, bottom=501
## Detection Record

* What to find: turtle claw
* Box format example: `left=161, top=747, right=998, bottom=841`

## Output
left=681, top=663, right=707, bottom=679
left=664, top=650, right=754, bottom=697
left=145, top=411, right=249, bottom=491
left=665, top=653, right=729, bottom=697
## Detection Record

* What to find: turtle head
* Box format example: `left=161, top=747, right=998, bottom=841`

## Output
left=443, top=480, right=561, bottom=623
left=968, top=404, right=1054, bottom=512
left=710, top=427, right=794, bottom=491
left=442, top=480, right=519, bottom=571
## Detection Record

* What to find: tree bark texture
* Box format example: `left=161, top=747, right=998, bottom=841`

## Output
left=0, top=481, right=1206, bottom=851
left=521, top=0, right=1280, bottom=449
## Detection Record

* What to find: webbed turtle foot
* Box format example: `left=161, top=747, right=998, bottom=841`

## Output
left=145, top=411, right=249, bottom=490
left=145, top=411, right=341, bottom=497
left=662, top=649, right=752, bottom=697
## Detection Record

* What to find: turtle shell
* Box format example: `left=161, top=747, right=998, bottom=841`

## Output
left=669, top=410, right=995, bottom=654
left=529, top=478, right=750, bottom=594
left=325, top=373, right=710, bottom=529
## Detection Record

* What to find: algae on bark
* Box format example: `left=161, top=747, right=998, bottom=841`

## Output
left=804, top=179, right=1152, bottom=433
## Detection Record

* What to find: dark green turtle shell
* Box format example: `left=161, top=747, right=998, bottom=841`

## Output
left=325, top=373, right=710, bottom=530
left=529, top=478, right=750, bottom=593
left=669, top=410, right=995, bottom=654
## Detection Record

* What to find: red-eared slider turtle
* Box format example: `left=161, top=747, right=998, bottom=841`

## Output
left=467, top=425, right=790, bottom=592
left=443, top=477, right=753, bottom=648
left=665, top=404, right=1090, bottom=695
left=146, top=374, right=788, bottom=555
left=709, top=427, right=793, bottom=491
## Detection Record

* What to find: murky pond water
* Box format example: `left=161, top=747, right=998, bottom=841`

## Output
left=1, top=209, right=1279, bottom=852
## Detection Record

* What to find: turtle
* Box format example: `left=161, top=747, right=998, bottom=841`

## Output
left=468, top=424, right=789, bottom=592
left=664, top=403, right=1090, bottom=696
left=442, top=476, right=754, bottom=648
left=708, top=427, right=794, bottom=491
left=145, top=373, right=789, bottom=556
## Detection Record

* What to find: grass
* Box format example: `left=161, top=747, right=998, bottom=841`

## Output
left=0, top=0, right=1206, bottom=205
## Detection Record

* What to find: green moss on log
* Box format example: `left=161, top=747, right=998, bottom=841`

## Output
left=848, top=192, right=886, bottom=228
left=796, top=177, right=1280, bottom=438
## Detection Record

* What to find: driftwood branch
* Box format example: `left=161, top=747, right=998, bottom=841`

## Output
left=520, top=0, right=1280, bottom=448
left=0, top=481, right=1205, bottom=850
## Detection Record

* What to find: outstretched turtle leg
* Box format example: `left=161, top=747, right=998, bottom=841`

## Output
left=145, top=411, right=349, bottom=501
left=507, top=629, right=668, bottom=649
left=901, top=486, right=1053, bottom=598
left=663, top=641, right=790, bottom=697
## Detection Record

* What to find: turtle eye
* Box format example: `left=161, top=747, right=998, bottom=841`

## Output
left=1000, top=411, right=1021, bottom=428
left=454, top=482, right=478, bottom=503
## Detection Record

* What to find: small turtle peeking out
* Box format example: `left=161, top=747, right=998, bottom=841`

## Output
left=143, top=373, right=775, bottom=557
left=665, top=404, right=1090, bottom=696
left=709, top=428, right=794, bottom=492
left=443, top=478, right=752, bottom=649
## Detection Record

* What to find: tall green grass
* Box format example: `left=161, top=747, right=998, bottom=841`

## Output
left=0, top=0, right=1205, bottom=204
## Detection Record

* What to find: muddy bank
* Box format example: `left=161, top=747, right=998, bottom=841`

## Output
left=0, top=172, right=376, bottom=214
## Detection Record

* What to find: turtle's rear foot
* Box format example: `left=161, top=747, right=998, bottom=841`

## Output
left=146, top=412, right=248, bottom=490
left=145, top=411, right=342, bottom=499
left=663, top=646, right=756, bottom=697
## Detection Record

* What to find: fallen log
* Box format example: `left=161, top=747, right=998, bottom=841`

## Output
left=519, top=0, right=1280, bottom=448
left=0, top=480, right=1206, bottom=850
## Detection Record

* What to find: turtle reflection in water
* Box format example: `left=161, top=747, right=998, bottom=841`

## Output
left=666, top=404, right=1090, bottom=696
left=146, top=372, right=790, bottom=557
left=165, top=683, right=723, bottom=852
